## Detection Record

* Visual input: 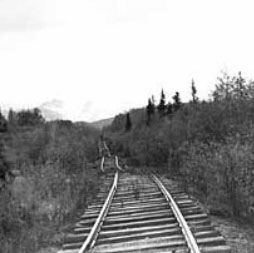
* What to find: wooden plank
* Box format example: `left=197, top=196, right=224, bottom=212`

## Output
left=90, top=237, right=187, bottom=253
left=99, top=223, right=179, bottom=238
left=106, top=209, right=172, bottom=219
left=105, top=211, right=172, bottom=224
left=101, top=217, right=177, bottom=230
left=109, top=202, right=169, bottom=212
left=97, top=227, right=182, bottom=245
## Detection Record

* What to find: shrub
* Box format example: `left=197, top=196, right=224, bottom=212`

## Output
left=0, top=119, right=100, bottom=253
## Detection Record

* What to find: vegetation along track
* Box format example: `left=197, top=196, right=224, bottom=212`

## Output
left=59, top=163, right=231, bottom=253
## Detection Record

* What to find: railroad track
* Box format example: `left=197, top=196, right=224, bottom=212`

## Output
left=59, top=164, right=231, bottom=253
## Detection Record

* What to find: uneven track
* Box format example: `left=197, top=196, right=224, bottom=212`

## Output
left=59, top=168, right=231, bottom=253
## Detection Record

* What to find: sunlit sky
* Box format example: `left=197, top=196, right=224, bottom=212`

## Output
left=0, top=0, right=254, bottom=121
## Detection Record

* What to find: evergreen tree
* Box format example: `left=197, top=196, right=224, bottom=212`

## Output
left=0, top=109, right=7, bottom=133
left=0, top=142, right=9, bottom=182
left=125, top=112, right=132, bottom=131
left=191, top=79, right=199, bottom=104
left=172, top=92, right=181, bottom=112
left=157, top=89, right=167, bottom=116
left=0, top=110, right=9, bottom=183
left=146, top=97, right=155, bottom=125
left=235, top=71, right=246, bottom=98
left=8, top=109, right=16, bottom=130
left=167, top=102, right=173, bottom=115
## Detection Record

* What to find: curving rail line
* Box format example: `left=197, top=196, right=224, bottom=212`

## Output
left=152, top=174, right=201, bottom=253
left=100, top=156, right=123, bottom=172
left=59, top=140, right=230, bottom=252
left=100, top=156, right=105, bottom=172
left=78, top=171, right=119, bottom=253
left=61, top=170, right=230, bottom=253
left=114, top=156, right=123, bottom=171
left=86, top=173, right=200, bottom=253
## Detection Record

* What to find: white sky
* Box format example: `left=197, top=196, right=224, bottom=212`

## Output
left=0, top=0, right=254, bottom=121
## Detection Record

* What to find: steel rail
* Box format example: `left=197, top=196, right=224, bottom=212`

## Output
left=100, top=156, right=105, bottom=172
left=78, top=171, right=119, bottom=253
left=152, top=175, right=201, bottom=253
left=103, top=141, right=111, bottom=157
left=115, top=156, right=123, bottom=171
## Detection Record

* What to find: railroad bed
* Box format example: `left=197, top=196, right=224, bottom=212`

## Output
left=59, top=171, right=231, bottom=253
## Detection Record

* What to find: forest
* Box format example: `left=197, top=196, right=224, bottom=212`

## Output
left=0, top=109, right=100, bottom=253
left=105, top=72, right=254, bottom=223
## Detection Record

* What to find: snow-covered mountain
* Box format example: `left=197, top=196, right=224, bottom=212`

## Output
left=39, top=99, right=63, bottom=121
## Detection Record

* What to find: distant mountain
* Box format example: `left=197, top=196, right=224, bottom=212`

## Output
left=39, top=99, right=63, bottom=121
left=90, top=117, right=114, bottom=130
left=1, top=100, right=118, bottom=124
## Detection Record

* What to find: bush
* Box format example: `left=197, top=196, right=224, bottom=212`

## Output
left=0, top=119, right=100, bottom=253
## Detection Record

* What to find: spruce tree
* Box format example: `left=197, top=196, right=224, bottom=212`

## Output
left=0, top=142, right=9, bottom=182
left=191, top=79, right=199, bottom=104
left=0, top=109, right=9, bottom=183
left=146, top=97, right=155, bottom=125
left=0, top=109, right=7, bottom=132
left=8, top=109, right=16, bottom=130
left=235, top=71, right=245, bottom=98
left=125, top=112, right=132, bottom=131
left=158, top=89, right=166, bottom=116
left=172, top=92, right=181, bottom=112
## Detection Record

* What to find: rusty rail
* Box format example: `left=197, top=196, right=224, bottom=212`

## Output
left=78, top=171, right=119, bottom=253
left=152, top=174, right=201, bottom=253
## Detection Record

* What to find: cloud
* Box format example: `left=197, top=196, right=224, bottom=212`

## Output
left=0, top=0, right=54, bottom=32
left=1, top=0, right=254, bottom=122
left=40, top=99, right=64, bottom=110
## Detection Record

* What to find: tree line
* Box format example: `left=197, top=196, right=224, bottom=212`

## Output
left=124, top=80, right=199, bottom=130
left=146, top=89, right=182, bottom=124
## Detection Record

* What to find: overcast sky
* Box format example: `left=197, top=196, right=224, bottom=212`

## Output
left=0, top=0, right=254, bottom=121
